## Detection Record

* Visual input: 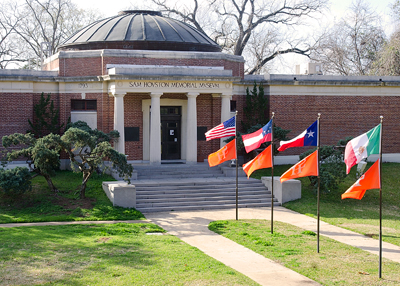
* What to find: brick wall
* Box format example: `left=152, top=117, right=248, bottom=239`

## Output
left=124, top=93, right=150, bottom=160
left=271, top=95, right=400, bottom=154
left=197, top=95, right=223, bottom=159
left=59, top=57, right=102, bottom=77
left=0, top=93, right=33, bottom=153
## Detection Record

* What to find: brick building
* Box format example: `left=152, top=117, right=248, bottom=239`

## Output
left=1, top=10, right=400, bottom=165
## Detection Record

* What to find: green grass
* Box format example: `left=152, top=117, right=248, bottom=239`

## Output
left=252, top=163, right=400, bottom=247
left=0, top=223, right=258, bottom=285
left=209, top=219, right=400, bottom=285
left=0, top=171, right=144, bottom=223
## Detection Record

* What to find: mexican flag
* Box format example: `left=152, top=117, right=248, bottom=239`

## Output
left=344, top=124, right=381, bottom=174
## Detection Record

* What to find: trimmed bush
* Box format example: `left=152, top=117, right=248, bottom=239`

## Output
left=0, top=167, right=32, bottom=195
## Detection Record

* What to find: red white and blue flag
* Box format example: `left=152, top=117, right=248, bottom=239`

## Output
left=278, top=120, right=318, bottom=152
left=242, top=119, right=273, bottom=153
left=205, top=116, right=236, bottom=141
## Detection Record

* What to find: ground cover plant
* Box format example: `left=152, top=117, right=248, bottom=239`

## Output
left=0, top=171, right=144, bottom=223
left=251, top=162, right=400, bottom=247
left=209, top=219, right=400, bottom=285
left=0, top=223, right=258, bottom=285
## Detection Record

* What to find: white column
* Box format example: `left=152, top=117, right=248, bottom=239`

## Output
left=113, top=93, right=126, bottom=154
left=186, top=92, right=199, bottom=163
left=221, top=93, right=232, bottom=122
left=150, top=92, right=162, bottom=164
left=220, top=93, right=232, bottom=147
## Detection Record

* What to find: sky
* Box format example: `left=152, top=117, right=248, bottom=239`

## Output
left=69, top=0, right=399, bottom=73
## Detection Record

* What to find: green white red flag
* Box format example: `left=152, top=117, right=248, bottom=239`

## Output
left=344, top=124, right=381, bottom=174
left=342, top=159, right=381, bottom=200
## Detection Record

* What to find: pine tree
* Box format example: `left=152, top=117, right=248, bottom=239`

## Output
left=28, top=92, right=63, bottom=137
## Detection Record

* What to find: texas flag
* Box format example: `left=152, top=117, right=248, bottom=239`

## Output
left=278, top=120, right=318, bottom=152
left=242, top=119, right=272, bottom=153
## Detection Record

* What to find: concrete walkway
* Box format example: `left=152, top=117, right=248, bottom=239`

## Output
left=145, top=207, right=400, bottom=286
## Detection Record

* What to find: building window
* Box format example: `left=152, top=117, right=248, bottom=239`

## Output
left=197, top=126, right=207, bottom=141
left=230, top=100, right=237, bottom=112
left=71, top=99, right=97, bottom=111
left=125, top=127, right=140, bottom=141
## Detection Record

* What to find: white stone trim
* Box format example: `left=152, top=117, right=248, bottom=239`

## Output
left=53, top=49, right=245, bottom=63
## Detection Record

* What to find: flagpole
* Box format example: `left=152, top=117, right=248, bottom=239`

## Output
left=235, top=110, right=239, bottom=221
left=271, top=112, right=275, bottom=234
left=317, top=113, right=321, bottom=253
left=379, top=115, right=383, bottom=278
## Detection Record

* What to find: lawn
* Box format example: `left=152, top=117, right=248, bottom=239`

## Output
left=251, top=162, right=400, bottom=247
left=209, top=219, right=400, bottom=285
left=0, top=223, right=258, bottom=285
left=0, top=171, right=144, bottom=223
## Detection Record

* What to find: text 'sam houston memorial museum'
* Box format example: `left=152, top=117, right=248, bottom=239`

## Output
left=1, top=10, right=400, bottom=167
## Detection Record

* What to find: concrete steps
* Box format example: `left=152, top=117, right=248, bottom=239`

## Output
left=134, top=163, right=224, bottom=180
left=131, top=164, right=280, bottom=212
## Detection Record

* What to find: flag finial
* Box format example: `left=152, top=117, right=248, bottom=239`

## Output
left=272, top=112, right=275, bottom=118
left=380, top=115, right=383, bottom=123
left=318, top=113, right=321, bottom=118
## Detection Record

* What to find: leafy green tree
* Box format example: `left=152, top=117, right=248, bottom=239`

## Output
left=60, top=121, right=133, bottom=199
left=28, top=92, right=64, bottom=137
left=2, top=133, right=61, bottom=192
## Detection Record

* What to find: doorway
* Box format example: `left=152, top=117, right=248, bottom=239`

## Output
left=161, top=106, right=181, bottom=160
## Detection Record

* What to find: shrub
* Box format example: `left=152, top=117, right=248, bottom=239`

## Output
left=299, top=143, right=347, bottom=194
left=0, top=167, right=32, bottom=195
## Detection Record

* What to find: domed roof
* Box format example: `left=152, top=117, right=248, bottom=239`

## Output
left=58, top=10, right=221, bottom=52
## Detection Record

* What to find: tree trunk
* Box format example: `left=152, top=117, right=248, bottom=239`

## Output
left=44, top=174, right=58, bottom=193
left=80, top=171, right=93, bottom=199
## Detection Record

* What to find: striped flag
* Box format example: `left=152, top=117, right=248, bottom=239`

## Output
left=205, top=116, right=236, bottom=141
left=242, top=119, right=272, bottom=153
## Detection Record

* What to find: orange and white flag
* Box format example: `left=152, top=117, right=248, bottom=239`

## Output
left=280, top=150, right=318, bottom=183
left=342, top=159, right=380, bottom=200
left=242, top=145, right=272, bottom=178
left=208, top=139, right=236, bottom=167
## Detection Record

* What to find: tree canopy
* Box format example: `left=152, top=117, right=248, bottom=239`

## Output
left=0, top=0, right=101, bottom=69
left=310, top=0, right=386, bottom=75
left=145, top=0, right=328, bottom=74
left=61, top=121, right=133, bottom=199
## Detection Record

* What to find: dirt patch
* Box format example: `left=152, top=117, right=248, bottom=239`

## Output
left=52, top=196, right=95, bottom=212
left=97, top=237, right=112, bottom=243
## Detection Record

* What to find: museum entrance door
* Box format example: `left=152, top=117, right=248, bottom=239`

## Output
left=161, top=106, right=181, bottom=160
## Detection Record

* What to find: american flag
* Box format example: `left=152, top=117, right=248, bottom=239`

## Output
left=205, top=116, right=236, bottom=141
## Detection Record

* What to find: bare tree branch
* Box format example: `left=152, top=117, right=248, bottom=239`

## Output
left=149, top=0, right=327, bottom=73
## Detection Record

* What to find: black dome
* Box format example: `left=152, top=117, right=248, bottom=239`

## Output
left=58, top=10, right=221, bottom=52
